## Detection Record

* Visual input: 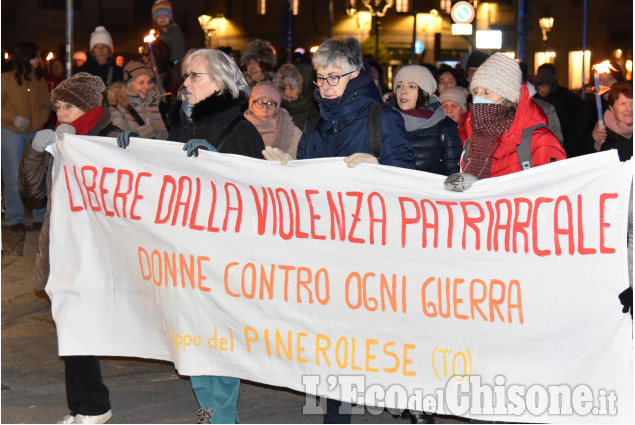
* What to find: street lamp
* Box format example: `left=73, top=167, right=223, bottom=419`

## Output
left=198, top=14, right=227, bottom=48
left=361, top=0, right=395, bottom=60
left=539, top=12, right=554, bottom=43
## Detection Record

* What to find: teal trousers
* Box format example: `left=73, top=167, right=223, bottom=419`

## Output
left=190, top=375, right=240, bottom=423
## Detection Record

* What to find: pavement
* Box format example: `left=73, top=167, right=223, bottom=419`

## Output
left=1, top=215, right=468, bottom=424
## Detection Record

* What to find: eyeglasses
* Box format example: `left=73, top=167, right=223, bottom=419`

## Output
left=313, top=71, right=355, bottom=87
left=52, top=103, right=77, bottom=112
left=182, top=71, right=210, bottom=83
left=252, top=99, right=278, bottom=110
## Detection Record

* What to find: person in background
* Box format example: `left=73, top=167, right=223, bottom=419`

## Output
left=151, top=0, right=186, bottom=65
left=1, top=41, right=50, bottom=231
left=532, top=63, right=590, bottom=157
left=590, top=81, right=632, bottom=161
left=386, top=64, right=462, bottom=176
left=275, top=63, right=318, bottom=130
left=45, top=57, right=66, bottom=92
left=107, top=60, right=168, bottom=140
left=244, top=82, right=301, bottom=158
left=464, top=50, right=489, bottom=83
left=72, top=51, right=87, bottom=70
left=240, top=38, right=277, bottom=87
left=439, top=85, right=469, bottom=141
left=446, top=53, right=566, bottom=192
left=19, top=73, right=120, bottom=424
left=367, top=59, right=389, bottom=97
left=435, top=63, right=467, bottom=95
left=76, top=26, right=123, bottom=87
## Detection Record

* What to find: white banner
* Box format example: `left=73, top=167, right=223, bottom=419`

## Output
left=46, top=135, right=633, bottom=423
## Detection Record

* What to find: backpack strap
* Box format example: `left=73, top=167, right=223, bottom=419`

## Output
left=127, top=105, right=146, bottom=127
left=303, top=114, right=321, bottom=151
left=367, top=101, right=383, bottom=158
left=518, top=123, right=547, bottom=170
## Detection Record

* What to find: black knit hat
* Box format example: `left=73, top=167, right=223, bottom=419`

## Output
left=51, top=72, right=106, bottom=112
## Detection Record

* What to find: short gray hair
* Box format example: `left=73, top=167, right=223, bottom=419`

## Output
left=312, top=38, right=363, bottom=73
left=181, top=48, right=250, bottom=99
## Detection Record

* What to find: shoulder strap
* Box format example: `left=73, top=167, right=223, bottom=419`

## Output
left=304, top=114, right=321, bottom=151
left=215, top=115, right=246, bottom=153
left=367, top=102, right=382, bottom=158
left=127, top=105, right=146, bottom=127
left=518, top=123, right=548, bottom=170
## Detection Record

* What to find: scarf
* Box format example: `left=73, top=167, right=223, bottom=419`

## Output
left=464, top=103, right=514, bottom=179
left=57, top=106, right=105, bottom=136
left=604, top=109, right=633, bottom=139
left=244, top=108, right=301, bottom=158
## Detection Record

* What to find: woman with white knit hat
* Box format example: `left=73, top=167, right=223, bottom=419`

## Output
left=387, top=64, right=462, bottom=176
left=448, top=53, right=565, bottom=189
left=76, top=26, right=123, bottom=86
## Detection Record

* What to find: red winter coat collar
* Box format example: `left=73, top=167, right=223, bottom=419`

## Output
left=463, top=84, right=566, bottom=177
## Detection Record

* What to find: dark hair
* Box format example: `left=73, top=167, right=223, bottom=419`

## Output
left=9, top=41, right=42, bottom=84
left=436, top=64, right=468, bottom=89
left=608, top=82, right=633, bottom=107
left=386, top=87, right=429, bottom=110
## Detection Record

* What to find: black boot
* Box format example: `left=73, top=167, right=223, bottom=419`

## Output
left=409, top=411, right=435, bottom=424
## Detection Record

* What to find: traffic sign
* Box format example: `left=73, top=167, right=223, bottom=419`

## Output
left=451, top=1, right=475, bottom=25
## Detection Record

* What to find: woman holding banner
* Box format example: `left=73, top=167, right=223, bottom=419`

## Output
left=19, top=72, right=120, bottom=424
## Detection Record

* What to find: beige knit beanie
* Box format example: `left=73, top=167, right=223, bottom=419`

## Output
left=90, top=26, right=113, bottom=51
left=439, top=86, right=468, bottom=113
left=51, top=73, right=106, bottom=112
left=470, top=53, right=522, bottom=103
left=393, top=65, right=437, bottom=95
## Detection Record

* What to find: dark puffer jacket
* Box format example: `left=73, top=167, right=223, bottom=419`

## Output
left=296, top=64, right=415, bottom=169
left=19, top=107, right=120, bottom=291
left=76, top=55, right=124, bottom=86
left=169, top=90, right=264, bottom=159
left=394, top=97, right=462, bottom=176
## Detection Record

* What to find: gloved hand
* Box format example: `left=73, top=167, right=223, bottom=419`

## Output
left=55, top=123, right=76, bottom=141
left=13, top=115, right=30, bottom=131
left=262, top=146, right=291, bottom=165
left=444, top=173, right=478, bottom=192
left=343, top=153, right=379, bottom=168
left=32, top=129, right=56, bottom=152
left=618, top=287, right=632, bottom=318
left=117, top=131, right=139, bottom=149
left=183, top=138, right=217, bottom=157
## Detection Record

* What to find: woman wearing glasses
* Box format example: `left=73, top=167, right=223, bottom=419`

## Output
left=161, top=48, right=264, bottom=162
left=244, top=82, right=301, bottom=159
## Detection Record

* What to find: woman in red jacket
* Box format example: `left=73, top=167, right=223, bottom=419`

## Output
left=459, top=53, right=565, bottom=181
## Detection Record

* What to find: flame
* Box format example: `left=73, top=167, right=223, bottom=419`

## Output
left=46, top=52, right=54, bottom=61
left=144, top=30, right=157, bottom=44
left=4, top=52, right=9, bottom=60
left=593, top=60, right=617, bottom=74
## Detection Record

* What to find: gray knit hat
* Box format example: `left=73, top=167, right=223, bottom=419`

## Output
left=51, top=72, right=106, bottom=112
left=439, top=86, right=468, bottom=113
left=393, top=65, right=437, bottom=95
left=470, top=53, right=522, bottom=103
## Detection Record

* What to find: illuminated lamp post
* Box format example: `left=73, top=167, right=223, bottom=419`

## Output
left=539, top=12, right=554, bottom=46
left=198, top=14, right=227, bottom=48
left=361, top=0, right=394, bottom=60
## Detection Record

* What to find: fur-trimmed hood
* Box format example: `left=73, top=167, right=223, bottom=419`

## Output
left=240, top=39, right=277, bottom=72
left=191, top=90, right=248, bottom=125
left=107, top=82, right=130, bottom=109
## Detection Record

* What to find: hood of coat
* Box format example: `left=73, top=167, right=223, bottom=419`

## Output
left=107, top=82, right=159, bottom=109
left=190, top=90, right=247, bottom=125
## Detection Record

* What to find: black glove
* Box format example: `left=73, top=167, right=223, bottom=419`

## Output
left=183, top=138, right=217, bottom=157
left=618, top=287, right=633, bottom=318
left=117, top=131, right=139, bottom=149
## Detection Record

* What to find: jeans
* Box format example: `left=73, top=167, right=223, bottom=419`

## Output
left=1, top=127, right=46, bottom=225
left=190, top=375, right=240, bottom=423
left=64, top=356, right=111, bottom=415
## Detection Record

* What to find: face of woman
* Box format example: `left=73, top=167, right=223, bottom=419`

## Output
left=54, top=101, right=84, bottom=124
left=437, top=72, right=456, bottom=94
left=394, top=80, right=419, bottom=111
left=129, top=75, right=153, bottom=99
left=250, top=96, right=277, bottom=121
left=442, top=100, right=463, bottom=124
left=315, top=62, right=358, bottom=100
left=610, top=93, right=633, bottom=126
left=472, top=87, right=503, bottom=104
left=92, top=43, right=111, bottom=65
left=247, top=61, right=264, bottom=82
left=284, top=83, right=300, bottom=101
left=183, top=56, right=221, bottom=105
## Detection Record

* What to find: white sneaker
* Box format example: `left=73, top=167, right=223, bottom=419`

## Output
left=57, top=415, right=75, bottom=424
left=71, top=410, right=113, bottom=424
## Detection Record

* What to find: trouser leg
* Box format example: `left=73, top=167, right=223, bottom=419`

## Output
left=64, top=356, right=111, bottom=415
left=191, top=375, right=240, bottom=423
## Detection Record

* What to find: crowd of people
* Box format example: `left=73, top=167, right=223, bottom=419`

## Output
left=1, top=0, right=633, bottom=424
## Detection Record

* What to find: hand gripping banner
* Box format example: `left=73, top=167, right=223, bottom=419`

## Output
left=46, top=135, right=633, bottom=423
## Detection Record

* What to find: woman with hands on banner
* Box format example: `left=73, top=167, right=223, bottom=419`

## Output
left=19, top=72, right=120, bottom=425
left=444, top=53, right=566, bottom=192
left=107, top=60, right=168, bottom=147
left=590, top=82, right=633, bottom=161
left=263, top=37, right=414, bottom=172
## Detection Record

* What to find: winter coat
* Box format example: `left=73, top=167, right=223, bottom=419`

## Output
left=107, top=82, right=168, bottom=139
left=18, top=108, right=120, bottom=291
left=597, top=128, right=633, bottom=162
left=244, top=107, right=301, bottom=159
left=462, top=84, right=566, bottom=177
left=277, top=63, right=319, bottom=130
left=296, top=64, right=415, bottom=169
left=1, top=69, right=51, bottom=134
left=158, top=24, right=186, bottom=64
left=169, top=90, right=265, bottom=159
left=394, top=97, right=462, bottom=176
left=76, top=55, right=124, bottom=86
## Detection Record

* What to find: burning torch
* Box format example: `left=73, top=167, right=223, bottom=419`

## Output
left=143, top=30, right=166, bottom=102
left=591, top=60, right=617, bottom=129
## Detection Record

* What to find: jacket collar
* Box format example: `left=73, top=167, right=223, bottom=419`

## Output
left=191, top=90, right=246, bottom=124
